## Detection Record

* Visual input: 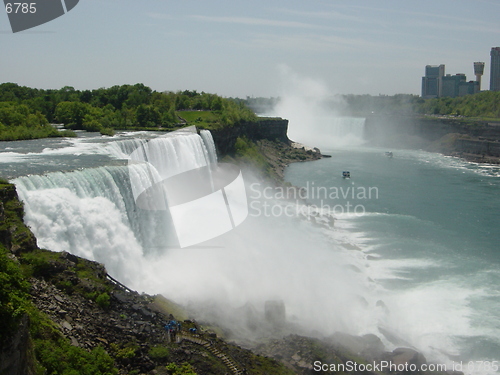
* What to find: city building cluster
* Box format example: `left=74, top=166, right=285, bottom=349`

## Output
left=421, top=47, right=500, bottom=98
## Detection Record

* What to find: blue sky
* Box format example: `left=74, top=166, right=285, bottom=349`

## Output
left=1, top=0, right=499, bottom=97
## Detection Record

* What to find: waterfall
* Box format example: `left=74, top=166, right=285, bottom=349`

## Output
left=13, top=129, right=220, bottom=287
left=200, top=129, right=218, bottom=165
left=106, top=137, right=147, bottom=159
left=288, top=116, right=366, bottom=149
left=326, top=117, right=366, bottom=141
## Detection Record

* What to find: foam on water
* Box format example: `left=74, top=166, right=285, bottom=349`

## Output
left=392, top=148, right=500, bottom=178
left=317, top=210, right=500, bottom=370
left=286, top=145, right=500, bottom=372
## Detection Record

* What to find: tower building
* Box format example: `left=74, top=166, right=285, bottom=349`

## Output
left=490, top=47, right=500, bottom=92
left=473, top=62, right=485, bottom=91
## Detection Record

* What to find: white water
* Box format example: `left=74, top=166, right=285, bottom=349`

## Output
left=3, top=125, right=500, bottom=373
left=200, top=129, right=218, bottom=165
left=14, top=131, right=216, bottom=283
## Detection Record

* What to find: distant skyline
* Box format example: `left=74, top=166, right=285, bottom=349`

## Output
left=1, top=0, right=500, bottom=98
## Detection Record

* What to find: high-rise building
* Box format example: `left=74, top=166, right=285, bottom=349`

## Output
left=459, top=80, right=480, bottom=96
left=490, top=47, right=500, bottom=91
left=442, top=74, right=466, bottom=97
left=422, top=64, right=445, bottom=98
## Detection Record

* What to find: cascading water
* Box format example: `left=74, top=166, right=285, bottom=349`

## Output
left=15, top=167, right=146, bottom=287
left=326, top=117, right=365, bottom=143
left=200, top=129, right=218, bottom=165
left=14, top=130, right=218, bottom=286
left=287, top=116, right=366, bottom=149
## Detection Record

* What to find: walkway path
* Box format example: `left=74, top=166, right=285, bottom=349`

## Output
left=176, top=332, right=244, bottom=375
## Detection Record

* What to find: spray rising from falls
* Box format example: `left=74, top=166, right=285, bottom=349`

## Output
left=271, top=65, right=365, bottom=149
left=13, top=129, right=386, bottom=344
left=288, top=116, right=366, bottom=149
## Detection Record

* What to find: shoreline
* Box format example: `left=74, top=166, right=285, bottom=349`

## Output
left=447, top=151, right=500, bottom=165
left=257, top=139, right=323, bottom=180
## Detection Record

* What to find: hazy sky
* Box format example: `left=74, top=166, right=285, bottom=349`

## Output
left=1, top=0, right=499, bottom=97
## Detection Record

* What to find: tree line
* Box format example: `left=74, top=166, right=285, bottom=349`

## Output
left=0, top=83, right=257, bottom=140
left=413, top=91, right=500, bottom=118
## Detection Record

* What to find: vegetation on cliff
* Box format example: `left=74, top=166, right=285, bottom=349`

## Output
left=0, top=236, right=29, bottom=341
left=222, top=137, right=322, bottom=184
left=0, top=180, right=118, bottom=374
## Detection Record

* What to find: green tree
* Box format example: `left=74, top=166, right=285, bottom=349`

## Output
left=0, top=103, right=26, bottom=126
left=55, top=101, right=90, bottom=129
left=210, top=96, right=222, bottom=111
left=135, top=104, right=159, bottom=127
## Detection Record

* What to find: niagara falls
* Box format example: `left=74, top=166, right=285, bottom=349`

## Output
left=2, top=2, right=500, bottom=373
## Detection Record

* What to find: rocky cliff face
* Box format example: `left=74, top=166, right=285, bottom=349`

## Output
left=455, top=137, right=500, bottom=158
left=0, top=314, right=35, bottom=375
left=210, top=118, right=290, bottom=155
left=0, top=183, right=38, bottom=375
left=365, top=115, right=500, bottom=161
left=366, top=115, right=493, bottom=141
left=0, top=183, right=38, bottom=255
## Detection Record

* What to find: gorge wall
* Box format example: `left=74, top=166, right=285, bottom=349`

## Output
left=209, top=118, right=290, bottom=155
left=365, top=115, right=500, bottom=159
